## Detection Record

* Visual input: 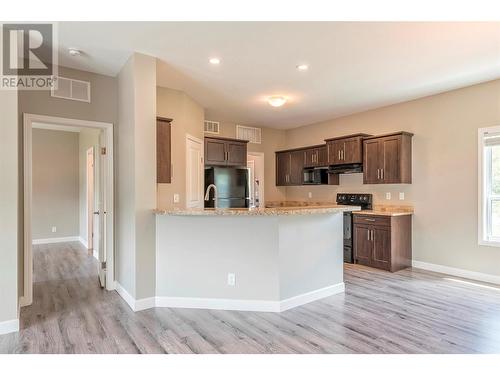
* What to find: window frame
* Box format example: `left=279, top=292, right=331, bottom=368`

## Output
left=478, top=125, right=500, bottom=247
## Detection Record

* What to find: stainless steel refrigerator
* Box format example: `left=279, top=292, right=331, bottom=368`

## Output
left=204, top=167, right=249, bottom=208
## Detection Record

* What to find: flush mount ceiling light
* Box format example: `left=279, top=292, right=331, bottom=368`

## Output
left=296, top=64, right=308, bottom=71
left=267, top=96, right=287, bottom=107
left=68, top=48, right=82, bottom=57
left=209, top=57, right=221, bottom=65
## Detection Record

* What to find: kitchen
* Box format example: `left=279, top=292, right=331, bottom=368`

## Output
left=154, top=120, right=414, bottom=310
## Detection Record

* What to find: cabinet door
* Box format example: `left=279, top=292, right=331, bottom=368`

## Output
left=205, top=138, right=227, bottom=166
left=157, top=118, right=172, bottom=183
left=226, top=141, right=247, bottom=167
left=363, top=139, right=381, bottom=184
left=343, top=137, right=363, bottom=164
left=329, top=141, right=345, bottom=165
left=304, top=148, right=316, bottom=168
left=354, top=224, right=373, bottom=267
left=371, top=226, right=391, bottom=270
left=289, top=150, right=305, bottom=185
left=380, top=136, right=401, bottom=183
left=317, top=146, right=328, bottom=166
left=276, top=152, right=290, bottom=186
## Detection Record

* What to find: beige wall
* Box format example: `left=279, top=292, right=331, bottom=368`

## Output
left=0, top=88, right=19, bottom=325
left=282, top=79, right=500, bottom=276
left=116, top=53, right=157, bottom=299
left=78, top=128, right=101, bottom=245
left=214, top=121, right=287, bottom=203
left=32, top=129, right=79, bottom=240
left=156, top=87, right=205, bottom=209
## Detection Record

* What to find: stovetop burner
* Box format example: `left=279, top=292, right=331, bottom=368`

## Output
left=336, top=193, right=373, bottom=210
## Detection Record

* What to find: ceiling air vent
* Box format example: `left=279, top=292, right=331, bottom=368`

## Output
left=237, top=125, right=262, bottom=144
left=204, top=120, right=220, bottom=134
left=51, top=76, right=91, bottom=103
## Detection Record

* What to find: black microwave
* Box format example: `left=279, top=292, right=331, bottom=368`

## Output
left=303, top=167, right=328, bottom=185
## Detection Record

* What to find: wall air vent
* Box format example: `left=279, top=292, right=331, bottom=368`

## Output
left=237, top=125, right=262, bottom=144
left=204, top=120, right=220, bottom=134
left=51, top=76, right=91, bottom=103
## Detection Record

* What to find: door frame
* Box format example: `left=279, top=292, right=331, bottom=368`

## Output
left=86, top=147, right=95, bottom=256
left=185, top=134, right=204, bottom=208
left=247, top=151, right=265, bottom=207
left=22, top=113, right=115, bottom=307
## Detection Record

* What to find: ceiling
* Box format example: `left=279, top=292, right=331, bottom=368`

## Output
left=57, top=22, right=500, bottom=129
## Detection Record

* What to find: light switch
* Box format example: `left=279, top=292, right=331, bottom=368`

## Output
left=173, top=194, right=180, bottom=203
left=385, top=192, right=391, bottom=200
left=399, top=192, right=405, bottom=200
left=308, top=192, right=313, bottom=199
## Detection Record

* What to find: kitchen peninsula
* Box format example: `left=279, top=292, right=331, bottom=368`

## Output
left=154, top=206, right=359, bottom=312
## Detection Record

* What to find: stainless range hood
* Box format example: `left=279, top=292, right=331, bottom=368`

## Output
left=328, top=163, right=363, bottom=174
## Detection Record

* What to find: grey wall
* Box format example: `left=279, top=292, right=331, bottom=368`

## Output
left=78, top=128, right=100, bottom=246
left=0, top=88, right=19, bottom=325
left=32, top=129, right=79, bottom=240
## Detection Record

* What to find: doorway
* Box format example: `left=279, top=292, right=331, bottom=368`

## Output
left=22, top=114, right=114, bottom=307
left=247, top=152, right=265, bottom=208
left=86, top=147, right=95, bottom=257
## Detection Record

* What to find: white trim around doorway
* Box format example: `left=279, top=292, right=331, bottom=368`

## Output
left=22, top=113, right=115, bottom=308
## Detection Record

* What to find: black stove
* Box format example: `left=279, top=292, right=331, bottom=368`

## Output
left=336, top=193, right=373, bottom=263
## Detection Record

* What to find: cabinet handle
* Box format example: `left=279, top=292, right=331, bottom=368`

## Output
left=381, top=168, right=384, bottom=180
left=338, top=150, right=341, bottom=160
left=364, top=218, right=376, bottom=222
left=377, top=169, right=380, bottom=179
left=367, top=230, right=370, bottom=241
left=327, top=144, right=330, bottom=163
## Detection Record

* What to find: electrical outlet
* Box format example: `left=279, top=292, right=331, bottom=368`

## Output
left=173, top=194, right=180, bottom=203
left=308, top=192, right=313, bottom=199
left=227, top=273, right=236, bottom=286
left=399, top=192, right=405, bottom=200
left=51, top=226, right=57, bottom=233
left=385, top=192, right=391, bottom=200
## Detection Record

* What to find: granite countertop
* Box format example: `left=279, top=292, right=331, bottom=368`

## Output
left=154, top=205, right=360, bottom=217
left=352, top=205, right=414, bottom=217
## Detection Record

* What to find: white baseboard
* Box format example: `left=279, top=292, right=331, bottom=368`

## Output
left=279, top=282, right=345, bottom=312
left=79, top=237, right=88, bottom=249
left=412, top=260, right=500, bottom=285
left=114, top=281, right=155, bottom=312
left=115, top=282, right=345, bottom=313
left=32, top=236, right=80, bottom=245
left=0, top=319, right=19, bottom=335
left=155, top=296, right=281, bottom=312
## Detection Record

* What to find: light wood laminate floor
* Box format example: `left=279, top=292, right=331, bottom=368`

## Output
left=1, top=241, right=500, bottom=354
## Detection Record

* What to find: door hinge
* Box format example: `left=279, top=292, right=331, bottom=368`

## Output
left=101, top=147, right=107, bottom=155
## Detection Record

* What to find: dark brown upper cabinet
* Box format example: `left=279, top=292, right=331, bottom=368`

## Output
left=303, top=145, right=328, bottom=168
left=204, top=136, right=248, bottom=167
left=325, top=134, right=371, bottom=165
left=363, top=132, right=413, bottom=184
left=157, top=117, right=172, bottom=183
left=275, top=149, right=305, bottom=186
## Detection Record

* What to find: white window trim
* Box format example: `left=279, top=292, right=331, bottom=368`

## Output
left=478, top=125, right=500, bottom=247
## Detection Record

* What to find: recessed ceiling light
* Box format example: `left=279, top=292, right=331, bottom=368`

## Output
left=268, top=96, right=287, bottom=107
left=68, top=48, right=82, bottom=57
left=209, top=57, right=221, bottom=65
left=296, top=64, right=308, bottom=71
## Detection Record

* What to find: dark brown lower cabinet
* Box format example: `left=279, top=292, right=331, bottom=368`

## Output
left=353, top=214, right=412, bottom=272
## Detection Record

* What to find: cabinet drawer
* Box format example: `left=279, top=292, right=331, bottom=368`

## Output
left=353, top=214, right=391, bottom=227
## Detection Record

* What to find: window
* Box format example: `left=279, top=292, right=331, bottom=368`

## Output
left=479, top=126, right=500, bottom=246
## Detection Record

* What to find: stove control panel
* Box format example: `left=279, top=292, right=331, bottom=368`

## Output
left=336, top=193, right=373, bottom=210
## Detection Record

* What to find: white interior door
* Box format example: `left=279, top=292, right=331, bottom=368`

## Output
left=186, top=135, right=204, bottom=208
left=93, top=131, right=106, bottom=287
